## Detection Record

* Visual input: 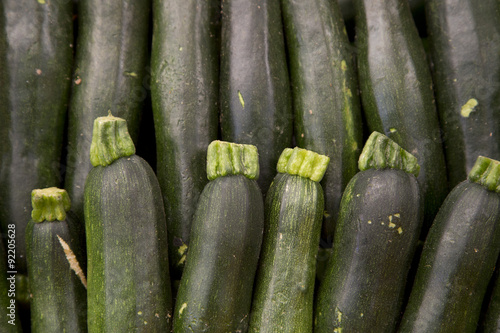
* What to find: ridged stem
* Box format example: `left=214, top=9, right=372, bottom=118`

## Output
left=468, top=156, right=500, bottom=193
left=276, top=147, right=330, bottom=182
left=206, top=140, right=259, bottom=180
left=31, top=187, right=71, bottom=223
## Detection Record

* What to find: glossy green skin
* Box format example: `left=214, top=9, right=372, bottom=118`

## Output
left=481, top=268, right=500, bottom=333
left=26, top=216, right=87, bottom=333
left=355, top=0, right=448, bottom=231
left=84, top=155, right=172, bottom=332
left=425, top=0, right=500, bottom=188
left=151, top=0, right=219, bottom=280
left=173, top=175, right=264, bottom=333
left=399, top=181, right=500, bottom=333
left=0, top=236, right=23, bottom=332
left=315, top=168, right=422, bottom=332
left=65, top=0, right=150, bottom=221
left=249, top=173, right=323, bottom=333
left=0, top=0, right=73, bottom=275
left=219, top=0, right=293, bottom=194
left=281, top=0, right=363, bottom=243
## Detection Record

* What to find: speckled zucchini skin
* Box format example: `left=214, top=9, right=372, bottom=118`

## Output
left=219, top=0, right=293, bottom=194
left=173, top=175, right=264, bottom=333
left=355, top=0, right=448, bottom=230
left=151, top=0, right=220, bottom=280
left=0, top=0, right=73, bottom=275
left=281, top=0, right=363, bottom=243
left=425, top=0, right=500, bottom=188
left=315, top=168, right=423, bottom=333
left=84, top=155, right=172, bottom=332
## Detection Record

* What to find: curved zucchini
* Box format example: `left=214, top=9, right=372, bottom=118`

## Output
left=315, top=132, right=423, bottom=332
left=355, top=0, right=448, bottom=230
left=399, top=156, right=500, bottom=332
left=425, top=0, right=500, bottom=187
left=26, top=188, right=87, bottom=333
left=66, top=0, right=151, bottom=221
left=173, top=141, right=264, bottom=333
left=150, top=0, right=220, bottom=280
left=0, top=0, right=73, bottom=275
left=249, top=147, right=328, bottom=333
left=281, top=0, right=363, bottom=243
left=84, top=114, right=172, bottom=332
left=219, top=0, right=293, bottom=194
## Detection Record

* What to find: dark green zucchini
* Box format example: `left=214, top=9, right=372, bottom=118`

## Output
left=315, top=131, right=423, bottom=333
left=281, top=0, right=363, bottom=243
left=355, top=0, right=448, bottom=230
left=425, top=0, right=500, bottom=188
left=219, top=0, right=293, bottom=194
left=399, top=156, right=500, bottom=332
left=84, top=114, right=172, bottom=332
left=26, top=188, right=87, bottom=333
left=481, top=266, right=500, bottom=333
left=173, top=141, right=264, bottom=333
left=0, top=234, right=22, bottom=332
left=65, top=0, right=151, bottom=221
left=0, top=0, right=73, bottom=276
left=150, top=0, right=220, bottom=281
left=249, top=147, right=329, bottom=333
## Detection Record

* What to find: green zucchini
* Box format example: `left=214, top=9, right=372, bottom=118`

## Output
left=0, top=0, right=73, bottom=275
left=281, top=0, right=363, bottom=242
left=249, top=147, right=329, bottom=333
left=26, top=188, right=87, bottom=333
left=481, top=266, right=500, bottom=333
left=315, top=131, right=423, bottom=333
left=0, top=234, right=22, bottom=332
left=399, top=156, right=500, bottom=332
left=219, top=0, right=293, bottom=194
left=425, top=0, right=500, bottom=188
left=150, top=0, right=220, bottom=280
left=65, top=0, right=151, bottom=221
left=355, top=0, right=448, bottom=230
left=173, top=141, right=264, bottom=333
left=84, top=114, right=172, bottom=332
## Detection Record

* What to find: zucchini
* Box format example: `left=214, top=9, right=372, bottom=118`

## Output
left=150, top=0, right=220, bottom=280
left=65, top=0, right=151, bottom=221
left=399, top=156, right=500, bottom=332
left=173, top=141, right=264, bottom=333
left=481, top=266, right=500, bottom=333
left=281, top=0, right=363, bottom=242
left=248, top=147, right=329, bottom=333
left=355, top=0, right=448, bottom=230
left=26, top=188, right=87, bottom=333
left=84, top=114, right=172, bottom=332
left=314, top=131, right=423, bottom=333
left=425, top=0, right=500, bottom=188
left=219, top=0, right=293, bottom=194
left=0, top=0, right=73, bottom=275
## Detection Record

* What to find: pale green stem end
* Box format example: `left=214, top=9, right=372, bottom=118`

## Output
left=31, top=187, right=71, bottom=223
left=468, top=156, right=500, bottom=193
left=277, top=147, right=330, bottom=182
left=206, top=140, right=259, bottom=180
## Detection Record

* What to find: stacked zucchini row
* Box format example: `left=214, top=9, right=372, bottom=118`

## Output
left=1, top=0, right=500, bottom=332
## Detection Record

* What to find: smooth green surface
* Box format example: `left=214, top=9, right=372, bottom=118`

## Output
left=276, top=147, right=329, bottom=182
left=84, top=155, right=172, bottom=332
left=173, top=175, right=264, bottom=333
left=206, top=141, right=259, bottom=180
left=150, top=0, right=219, bottom=280
left=219, top=0, right=293, bottom=194
left=31, top=187, right=71, bottom=223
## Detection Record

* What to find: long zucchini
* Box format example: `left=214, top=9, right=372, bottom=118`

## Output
left=173, top=141, right=264, bottom=333
left=84, top=114, right=172, bottom=332
left=151, top=0, right=220, bottom=280
left=315, top=131, right=423, bottom=332
left=249, top=147, right=329, bottom=332
left=399, top=156, right=500, bottom=332
left=219, top=0, right=293, bottom=194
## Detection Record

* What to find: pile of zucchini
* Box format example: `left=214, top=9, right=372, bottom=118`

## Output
left=1, top=0, right=499, bottom=331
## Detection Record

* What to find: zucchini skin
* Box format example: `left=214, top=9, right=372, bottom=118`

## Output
left=315, top=168, right=423, bottom=333
left=219, top=0, right=293, bottom=194
left=26, top=215, right=87, bottom=333
left=281, top=0, right=363, bottom=242
left=65, top=0, right=151, bottom=220
left=355, top=0, right=448, bottom=229
left=173, top=175, right=264, bottom=332
left=425, top=0, right=500, bottom=188
left=151, top=0, right=220, bottom=280
left=481, top=267, right=500, bottom=333
left=84, top=155, right=172, bottom=332
left=249, top=173, right=323, bottom=333
left=399, top=181, right=500, bottom=332
left=0, top=0, right=73, bottom=274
